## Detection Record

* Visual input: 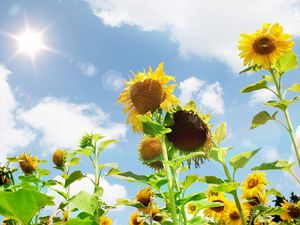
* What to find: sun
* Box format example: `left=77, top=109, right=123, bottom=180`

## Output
left=16, top=28, right=44, bottom=57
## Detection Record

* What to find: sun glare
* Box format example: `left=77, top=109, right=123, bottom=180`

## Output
left=17, top=29, right=44, bottom=56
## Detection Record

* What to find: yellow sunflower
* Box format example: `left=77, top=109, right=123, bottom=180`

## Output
left=99, top=216, right=112, bottom=225
left=129, top=211, right=144, bottom=225
left=18, top=153, right=38, bottom=175
left=243, top=192, right=268, bottom=210
left=187, top=202, right=197, bottom=215
left=138, top=136, right=163, bottom=170
left=135, top=187, right=154, bottom=213
left=280, top=200, right=300, bottom=222
left=224, top=203, right=249, bottom=225
left=203, top=194, right=230, bottom=222
left=52, top=149, right=65, bottom=167
left=150, top=207, right=163, bottom=222
left=118, top=63, right=179, bottom=132
left=241, top=171, right=267, bottom=199
left=238, top=23, right=294, bottom=70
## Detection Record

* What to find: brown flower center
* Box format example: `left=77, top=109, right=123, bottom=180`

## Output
left=140, top=137, right=162, bottom=160
left=166, top=110, right=208, bottom=151
left=252, top=35, right=277, bottom=55
left=230, top=211, right=240, bottom=220
left=130, top=79, right=165, bottom=114
left=211, top=200, right=224, bottom=212
left=288, top=205, right=300, bottom=219
left=248, top=196, right=261, bottom=206
left=189, top=205, right=196, bottom=212
left=247, top=178, right=258, bottom=188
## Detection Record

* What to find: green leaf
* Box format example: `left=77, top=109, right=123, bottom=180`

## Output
left=65, top=157, right=81, bottom=166
left=209, top=147, right=231, bottom=163
left=75, top=148, right=92, bottom=157
left=289, top=83, right=300, bottom=92
left=38, top=169, right=50, bottom=177
left=188, top=216, right=208, bottom=225
left=116, top=199, right=145, bottom=209
left=199, top=176, right=223, bottom=184
left=211, top=182, right=240, bottom=193
left=71, top=191, right=98, bottom=215
left=176, top=192, right=206, bottom=206
left=98, top=162, right=118, bottom=170
left=194, top=199, right=223, bottom=210
left=107, top=168, right=149, bottom=183
left=99, top=139, right=118, bottom=151
left=64, top=218, right=97, bottom=225
left=263, top=75, right=275, bottom=84
left=240, top=80, right=267, bottom=93
left=181, top=175, right=199, bottom=190
left=265, top=97, right=299, bottom=111
left=252, top=160, right=294, bottom=171
left=251, top=111, right=277, bottom=129
left=274, top=51, right=298, bottom=73
left=239, top=65, right=260, bottom=74
left=138, top=115, right=171, bottom=136
left=230, top=149, right=260, bottom=172
left=215, top=122, right=227, bottom=143
left=266, top=188, right=282, bottom=197
left=65, top=170, right=84, bottom=187
left=0, top=188, right=54, bottom=225
left=6, top=157, right=19, bottom=163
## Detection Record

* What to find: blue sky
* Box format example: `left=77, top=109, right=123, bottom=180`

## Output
left=1, top=0, right=300, bottom=223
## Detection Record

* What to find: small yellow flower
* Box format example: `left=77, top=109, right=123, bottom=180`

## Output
left=225, top=203, right=249, bottom=225
left=238, top=23, right=294, bottom=70
left=129, top=211, right=144, bottom=225
left=52, top=149, right=65, bottom=167
left=204, top=194, right=230, bottom=222
left=139, top=136, right=163, bottom=170
left=99, top=215, right=112, bottom=225
left=18, top=153, right=38, bottom=174
left=187, top=202, right=197, bottom=215
left=135, top=187, right=153, bottom=213
left=280, top=200, right=300, bottom=222
left=118, top=63, right=179, bottom=132
left=241, top=171, right=267, bottom=199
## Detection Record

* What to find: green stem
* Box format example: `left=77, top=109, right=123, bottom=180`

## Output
left=173, top=168, right=187, bottom=225
left=270, top=71, right=300, bottom=169
left=222, top=163, right=247, bottom=225
left=93, top=144, right=100, bottom=222
left=161, top=136, right=179, bottom=225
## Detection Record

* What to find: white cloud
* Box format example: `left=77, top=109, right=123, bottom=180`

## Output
left=102, top=70, right=124, bottom=91
left=249, top=88, right=275, bottom=105
left=20, top=97, right=127, bottom=152
left=47, top=174, right=127, bottom=212
left=77, top=62, right=97, bottom=77
left=0, top=65, right=35, bottom=161
left=264, top=146, right=280, bottom=162
left=179, top=77, right=224, bottom=115
left=85, top=0, right=300, bottom=71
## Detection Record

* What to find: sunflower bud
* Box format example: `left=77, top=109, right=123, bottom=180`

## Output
left=18, top=153, right=38, bottom=174
left=52, top=149, right=65, bottom=167
left=139, top=137, right=163, bottom=170
left=135, top=187, right=154, bottom=213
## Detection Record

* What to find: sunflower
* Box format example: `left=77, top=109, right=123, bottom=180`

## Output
left=99, top=216, right=112, bottom=225
left=52, top=149, right=65, bottom=167
left=280, top=200, right=300, bottom=222
left=139, top=136, right=163, bottom=170
left=150, top=207, right=163, bottom=222
left=238, top=23, right=294, bottom=70
left=135, top=187, right=154, bottom=213
left=118, top=63, right=179, bottom=132
left=129, top=211, right=144, bottom=225
left=18, top=153, right=38, bottom=174
left=243, top=192, right=268, bottom=210
left=207, top=185, right=225, bottom=199
left=187, top=202, right=197, bottom=215
left=203, top=194, right=230, bottom=222
left=166, top=101, right=213, bottom=167
left=224, top=203, right=249, bottom=225
left=241, top=171, right=267, bottom=199
left=253, top=216, right=276, bottom=225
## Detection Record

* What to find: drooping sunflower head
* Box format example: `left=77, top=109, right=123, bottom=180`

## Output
left=280, top=200, right=300, bottom=222
left=118, top=63, right=179, bottom=132
left=238, top=23, right=294, bottom=70
left=138, top=136, right=163, bottom=170
left=187, top=202, right=197, bottom=215
left=99, top=216, right=112, bottom=225
left=150, top=207, right=163, bottom=222
left=135, top=187, right=154, bottom=213
left=225, top=203, right=249, bottom=225
left=166, top=101, right=213, bottom=167
left=129, top=211, right=144, bottom=225
left=204, top=194, right=230, bottom=221
left=18, top=153, right=38, bottom=175
left=0, top=166, right=11, bottom=186
left=241, top=171, right=267, bottom=199
left=52, top=149, right=65, bottom=167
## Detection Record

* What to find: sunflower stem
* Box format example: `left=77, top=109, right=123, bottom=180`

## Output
left=270, top=70, right=300, bottom=170
left=222, top=163, right=247, bottom=225
left=161, top=135, right=179, bottom=225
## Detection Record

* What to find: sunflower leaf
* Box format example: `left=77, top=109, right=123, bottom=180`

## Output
left=71, top=191, right=98, bottom=215
left=288, top=83, right=300, bottom=92
left=230, top=149, right=260, bottom=172
left=209, top=147, right=232, bottom=163
left=188, top=215, right=209, bottom=225
left=215, top=122, right=227, bottom=143
left=264, top=97, right=298, bottom=111
left=175, top=192, right=206, bottom=206
left=251, top=111, right=277, bottom=129
left=138, top=115, right=171, bottom=136
left=252, top=160, right=294, bottom=171
left=65, top=170, right=84, bottom=187
left=211, top=182, right=240, bottom=193
left=107, top=168, right=149, bottom=183
left=266, top=188, right=283, bottom=197
left=194, top=199, right=223, bottom=210
left=274, top=51, right=298, bottom=73
left=64, top=218, right=98, bottom=225
left=181, top=174, right=199, bottom=190
left=239, top=65, right=260, bottom=74
left=240, top=80, right=267, bottom=93
left=199, top=176, right=224, bottom=184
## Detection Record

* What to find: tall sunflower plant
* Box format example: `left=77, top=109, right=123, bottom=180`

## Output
left=116, top=58, right=300, bottom=224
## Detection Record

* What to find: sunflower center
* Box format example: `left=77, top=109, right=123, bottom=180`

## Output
left=130, top=79, right=165, bottom=114
left=189, top=205, right=196, bottom=212
left=248, top=196, right=260, bottom=206
left=247, top=178, right=258, bottom=188
left=166, top=110, right=208, bottom=151
left=288, top=205, right=300, bottom=219
left=211, top=200, right=224, bottom=212
left=140, top=137, right=162, bottom=160
left=252, top=35, right=277, bottom=55
left=229, top=211, right=240, bottom=220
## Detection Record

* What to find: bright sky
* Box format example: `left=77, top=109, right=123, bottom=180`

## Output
left=1, top=0, right=300, bottom=224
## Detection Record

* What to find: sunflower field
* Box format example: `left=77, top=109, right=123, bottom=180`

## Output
left=1, top=21, right=300, bottom=225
